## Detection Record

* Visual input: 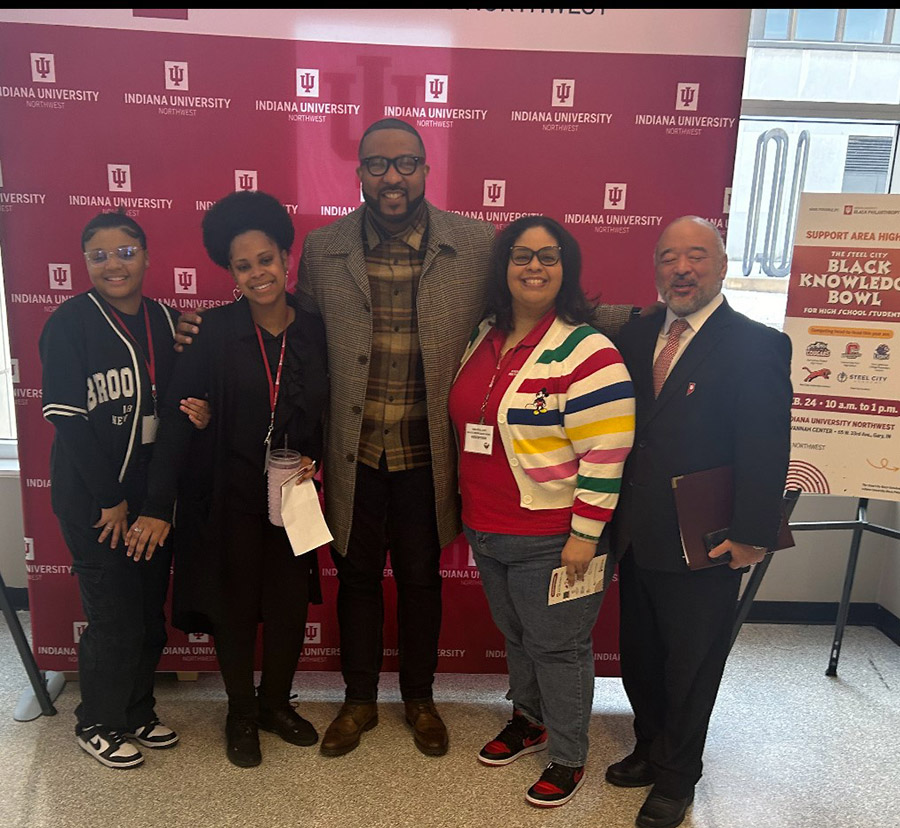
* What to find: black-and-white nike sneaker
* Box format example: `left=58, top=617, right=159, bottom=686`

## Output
left=76, top=723, right=144, bottom=769
left=126, top=718, right=179, bottom=749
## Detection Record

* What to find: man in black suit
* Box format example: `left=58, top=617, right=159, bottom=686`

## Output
left=607, top=216, right=792, bottom=828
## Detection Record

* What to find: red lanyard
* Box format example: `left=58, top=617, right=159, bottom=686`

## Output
left=109, top=300, right=157, bottom=411
left=255, top=323, right=287, bottom=447
left=478, top=338, right=517, bottom=425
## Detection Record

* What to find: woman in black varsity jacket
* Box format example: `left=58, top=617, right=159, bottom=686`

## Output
left=39, top=211, right=209, bottom=770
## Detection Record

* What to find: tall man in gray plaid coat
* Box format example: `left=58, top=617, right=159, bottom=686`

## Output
left=297, top=119, right=494, bottom=757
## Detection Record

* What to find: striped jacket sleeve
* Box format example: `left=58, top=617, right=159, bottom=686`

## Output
left=509, top=327, right=635, bottom=541
left=564, top=333, right=635, bottom=540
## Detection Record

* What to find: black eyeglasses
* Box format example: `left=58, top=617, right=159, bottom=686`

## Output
left=84, top=245, right=143, bottom=266
left=509, top=245, right=562, bottom=266
left=359, top=155, right=424, bottom=176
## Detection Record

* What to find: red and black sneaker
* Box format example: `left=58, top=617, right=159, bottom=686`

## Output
left=525, top=762, right=585, bottom=807
left=478, top=710, right=548, bottom=766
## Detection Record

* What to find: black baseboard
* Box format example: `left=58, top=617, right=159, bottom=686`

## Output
left=747, top=600, right=900, bottom=647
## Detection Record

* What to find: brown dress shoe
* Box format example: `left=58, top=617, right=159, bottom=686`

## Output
left=404, top=699, right=448, bottom=756
left=320, top=702, right=378, bottom=757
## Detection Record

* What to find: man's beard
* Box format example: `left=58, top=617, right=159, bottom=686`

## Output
left=362, top=189, right=426, bottom=228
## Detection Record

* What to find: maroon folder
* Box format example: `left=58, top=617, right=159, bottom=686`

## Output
left=671, top=465, right=794, bottom=570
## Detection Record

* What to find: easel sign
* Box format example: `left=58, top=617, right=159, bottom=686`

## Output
left=779, top=192, right=900, bottom=676
left=784, top=192, right=900, bottom=498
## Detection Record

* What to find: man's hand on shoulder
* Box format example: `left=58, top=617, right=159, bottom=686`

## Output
left=639, top=301, right=666, bottom=318
left=174, top=308, right=204, bottom=353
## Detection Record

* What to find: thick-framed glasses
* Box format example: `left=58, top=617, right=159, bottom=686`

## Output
left=84, top=245, right=143, bottom=266
left=509, top=245, right=562, bottom=266
left=359, top=155, right=423, bottom=176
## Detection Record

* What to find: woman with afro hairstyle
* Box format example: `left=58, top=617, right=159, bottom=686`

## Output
left=127, top=190, right=329, bottom=768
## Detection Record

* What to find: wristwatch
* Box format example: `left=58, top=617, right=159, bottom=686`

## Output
left=751, top=545, right=767, bottom=553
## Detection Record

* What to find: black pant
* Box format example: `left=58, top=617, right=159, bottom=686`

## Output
left=212, top=510, right=311, bottom=718
left=60, top=517, right=171, bottom=732
left=618, top=550, right=742, bottom=798
left=333, top=459, right=442, bottom=702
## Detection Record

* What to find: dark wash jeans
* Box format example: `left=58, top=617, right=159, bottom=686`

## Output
left=59, top=517, right=171, bottom=732
left=333, top=458, right=443, bottom=702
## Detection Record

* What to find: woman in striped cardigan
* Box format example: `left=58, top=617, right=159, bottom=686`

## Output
left=449, top=215, right=635, bottom=808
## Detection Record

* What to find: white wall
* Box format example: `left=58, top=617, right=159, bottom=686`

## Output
left=754, top=494, right=900, bottom=615
left=0, top=473, right=25, bottom=589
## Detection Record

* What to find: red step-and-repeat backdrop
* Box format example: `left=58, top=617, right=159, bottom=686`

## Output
left=0, top=9, right=749, bottom=676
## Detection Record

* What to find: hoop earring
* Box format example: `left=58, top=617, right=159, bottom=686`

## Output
left=233, top=288, right=243, bottom=302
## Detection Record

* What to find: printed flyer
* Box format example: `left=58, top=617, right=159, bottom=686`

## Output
left=785, top=192, right=900, bottom=500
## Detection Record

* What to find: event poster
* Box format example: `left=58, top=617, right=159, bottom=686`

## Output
left=0, top=9, right=750, bottom=675
left=785, top=192, right=900, bottom=499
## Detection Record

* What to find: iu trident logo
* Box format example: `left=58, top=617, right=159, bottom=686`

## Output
left=73, top=621, right=89, bottom=644
left=605, top=183, right=627, bottom=211
left=235, top=170, right=258, bottom=192
left=48, top=263, right=72, bottom=291
left=30, top=52, right=55, bottom=83
left=107, top=164, right=132, bottom=193
left=676, top=83, right=699, bottom=112
left=552, top=79, right=575, bottom=108
left=165, top=61, right=189, bottom=91
left=425, top=74, right=448, bottom=103
left=175, top=268, right=197, bottom=295
left=483, top=179, right=506, bottom=208
left=296, top=69, right=319, bottom=98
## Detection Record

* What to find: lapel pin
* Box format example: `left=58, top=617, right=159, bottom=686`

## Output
left=686, top=382, right=696, bottom=396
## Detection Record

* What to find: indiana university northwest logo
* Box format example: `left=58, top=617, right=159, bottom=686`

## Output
left=175, top=268, right=197, bottom=295
left=48, top=263, right=72, bottom=291
left=676, top=83, right=699, bottom=111
left=297, top=69, right=319, bottom=98
left=165, top=61, right=189, bottom=91
left=552, top=78, right=575, bottom=107
left=235, top=170, right=258, bottom=192
left=31, top=52, right=55, bottom=83
left=425, top=74, right=448, bottom=103
left=605, top=183, right=627, bottom=211
left=107, top=164, right=132, bottom=193
left=483, top=179, right=506, bottom=208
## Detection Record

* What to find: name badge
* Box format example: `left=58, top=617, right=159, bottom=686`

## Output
left=464, top=423, right=493, bottom=455
left=142, top=414, right=159, bottom=444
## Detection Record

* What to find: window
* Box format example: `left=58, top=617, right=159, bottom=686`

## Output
left=795, top=9, right=839, bottom=41
left=753, top=8, right=899, bottom=45
left=725, top=9, right=900, bottom=331
left=763, top=8, right=790, bottom=39
left=844, top=9, right=889, bottom=43
left=842, top=134, right=894, bottom=192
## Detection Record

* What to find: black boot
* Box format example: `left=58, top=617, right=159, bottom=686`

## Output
left=258, top=703, right=318, bottom=746
left=225, top=714, right=261, bottom=768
